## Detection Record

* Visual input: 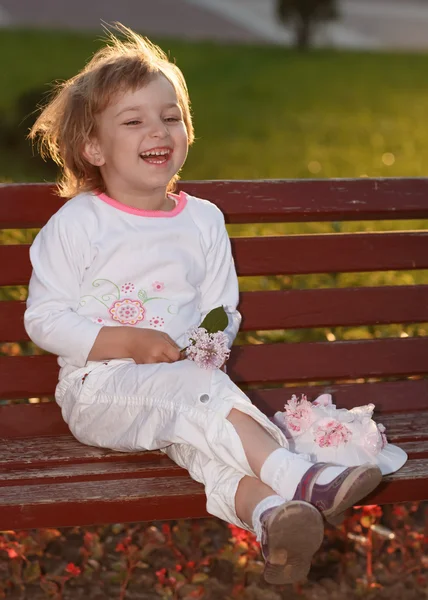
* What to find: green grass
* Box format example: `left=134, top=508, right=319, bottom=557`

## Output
left=1, top=28, right=428, bottom=183
left=1, top=30, right=428, bottom=345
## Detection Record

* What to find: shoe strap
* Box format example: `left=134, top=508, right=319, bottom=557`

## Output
left=293, top=462, right=330, bottom=501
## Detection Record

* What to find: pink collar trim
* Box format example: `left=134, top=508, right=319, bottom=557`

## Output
left=96, top=190, right=187, bottom=217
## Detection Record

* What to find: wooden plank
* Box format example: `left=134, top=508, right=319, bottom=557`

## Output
left=0, top=435, right=165, bottom=468
left=0, top=401, right=69, bottom=438
left=4, top=286, right=428, bottom=342
left=1, top=412, right=425, bottom=470
left=1, top=439, right=426, bottom=489
left=0, top=355, right=59, bottom=398
left=239, top=286, right=428, bottom=330
left=0, top=476, right=207, bottom=530
left=0, top=184, right=65, bottom=229
left=247, top=379, right=428, bottom=416
left=365, top=458, right=428, bottom=504
left=0, top=458, right=186, bottom=486
left=2, top=179, right=428, bottom=227
left=2, top=232, right=428, bottom=286
left=1, top=338, right=428, bottom=398
left=375, top=412, right=428, bottom=442
left=0, top=437, right=152, bottom=467
left=1, top=458, right=427, bottom=530
left=1, top=434, right=426, bottom=480
left=229, top=338, right=428, bottom=384
left=232, top=232, right=428, bottom=276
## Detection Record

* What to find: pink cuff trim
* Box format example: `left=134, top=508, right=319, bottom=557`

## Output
left=96, top=190, right=187, bottom=217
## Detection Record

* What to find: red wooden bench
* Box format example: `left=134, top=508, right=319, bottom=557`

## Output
left=1, top=179, right=428, bottom=531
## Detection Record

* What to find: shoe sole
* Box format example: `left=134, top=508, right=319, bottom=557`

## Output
left=263, top=500, right=324, bottom=586
left=323, top=465, right=383, bottom=526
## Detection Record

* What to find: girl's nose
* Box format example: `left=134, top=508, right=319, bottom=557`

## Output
left=148, top=120, right=169, bottom=138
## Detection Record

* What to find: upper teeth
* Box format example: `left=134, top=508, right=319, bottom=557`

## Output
left=141, top=149, right=170, bottom=157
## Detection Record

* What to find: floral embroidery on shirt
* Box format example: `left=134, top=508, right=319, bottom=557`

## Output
left=80, top=279, right=174, bottom=326
left=121, top=282, right=135, bottom=295
left=92, top=317, right=106, bottom=325
left=149, top=316, right=165, bottom=329
left=110, top=299, right=146, bottom=325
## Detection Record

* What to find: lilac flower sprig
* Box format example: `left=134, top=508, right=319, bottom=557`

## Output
left=182, top=306, right=230, bottom=370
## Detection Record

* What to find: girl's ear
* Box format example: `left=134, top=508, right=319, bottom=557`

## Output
left=83, top=138, right=106, bottom=167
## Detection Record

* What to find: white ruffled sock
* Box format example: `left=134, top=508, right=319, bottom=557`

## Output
left=260, top=448, right=313, bottom=499
left=252, top=494, right=285, bottom=542
left=260, top=448, right=348, bottom=499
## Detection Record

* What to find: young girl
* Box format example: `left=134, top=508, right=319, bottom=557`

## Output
left=25, top=24, right=383, bottom=585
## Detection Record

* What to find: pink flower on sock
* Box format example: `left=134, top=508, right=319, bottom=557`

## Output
left=281, top=394, right=315, bottom=435
left=314, top=418, right=352, bottom=448
left=185, top=327, right=230, bottom=369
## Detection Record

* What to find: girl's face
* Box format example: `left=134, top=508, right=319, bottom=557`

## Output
left=87, top=74, right=189, bottom=201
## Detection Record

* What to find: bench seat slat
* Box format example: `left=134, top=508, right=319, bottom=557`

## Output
left=0, top=436, right=166, bottom=467
left=0, top=459, right=427, bottom=530
left=2, top=232, right=428, bottom=286
left=0, top=476, right=207, bottom=530
left=3, top=285, right=428, bottom=342
left=1, top=438, right=427, bottom=480
left=0, top=459, right=186, bottom=486
left=2, top=180, right=428, bottom=227
left=2, top=441, right=427, bottom=488
left=2, top=338, right=427, bottom=397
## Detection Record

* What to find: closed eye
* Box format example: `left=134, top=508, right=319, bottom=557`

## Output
left=164, top=117, right=181, bottom=123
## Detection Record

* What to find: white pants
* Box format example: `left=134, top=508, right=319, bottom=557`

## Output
left=55, top=359, right=289, bottom=530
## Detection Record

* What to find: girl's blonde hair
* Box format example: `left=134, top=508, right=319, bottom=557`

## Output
left=30, top=24, right=194, bottom=198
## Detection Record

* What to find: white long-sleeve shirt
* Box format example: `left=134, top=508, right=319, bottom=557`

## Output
left=25, top=190, right=241, bottom=379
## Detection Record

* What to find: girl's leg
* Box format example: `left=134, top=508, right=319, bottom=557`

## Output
left=234, top=475, right=281, bottom=527
left=227, top=407, right=314, bottom=496
left=164, top=442, right=282, bottom=531
left=227, top=408, right=382, bottom=526
left=227, top=408, right=285, bottom=475
left=165, top=442, right=324, bottom=586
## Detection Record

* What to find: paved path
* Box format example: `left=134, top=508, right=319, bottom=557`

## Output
left=0, top=0, right=264, bottom=43
left=187, top=0, right=428, bottom=50
left=0, top=0, right=427, bottom=50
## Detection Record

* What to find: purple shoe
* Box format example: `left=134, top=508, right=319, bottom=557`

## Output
left=293, top=463, right=382, bottom=526
left=260, top=500, right=324, bottom=585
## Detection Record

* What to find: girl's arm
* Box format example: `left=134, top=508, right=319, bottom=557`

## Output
left=198, top=206, right=242, bottom=347
left=25, top=214, right=103, bottom=367
left=87, top=325, right=180, bottom=364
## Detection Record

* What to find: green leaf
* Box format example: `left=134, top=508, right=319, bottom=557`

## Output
left=138, top=289, right=147, bottom=302
left=199, top=306, right=228, bottom=333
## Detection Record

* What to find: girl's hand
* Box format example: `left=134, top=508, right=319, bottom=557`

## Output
left=127, top=328, right=182, bottom=364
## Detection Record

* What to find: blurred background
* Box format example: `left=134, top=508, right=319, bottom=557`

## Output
left=0, top=1, right=427, bottom=599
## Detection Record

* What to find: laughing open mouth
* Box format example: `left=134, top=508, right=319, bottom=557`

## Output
left=139, top=148, right=172, bottom=164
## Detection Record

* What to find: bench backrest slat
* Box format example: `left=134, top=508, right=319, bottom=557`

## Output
left=1, top=337, right=427, bottom=399
left=3, top=285, right=428, bottom=342
left=2, top=179, right=428, bottom=226
left=2, top=232, right=428, bottom=286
